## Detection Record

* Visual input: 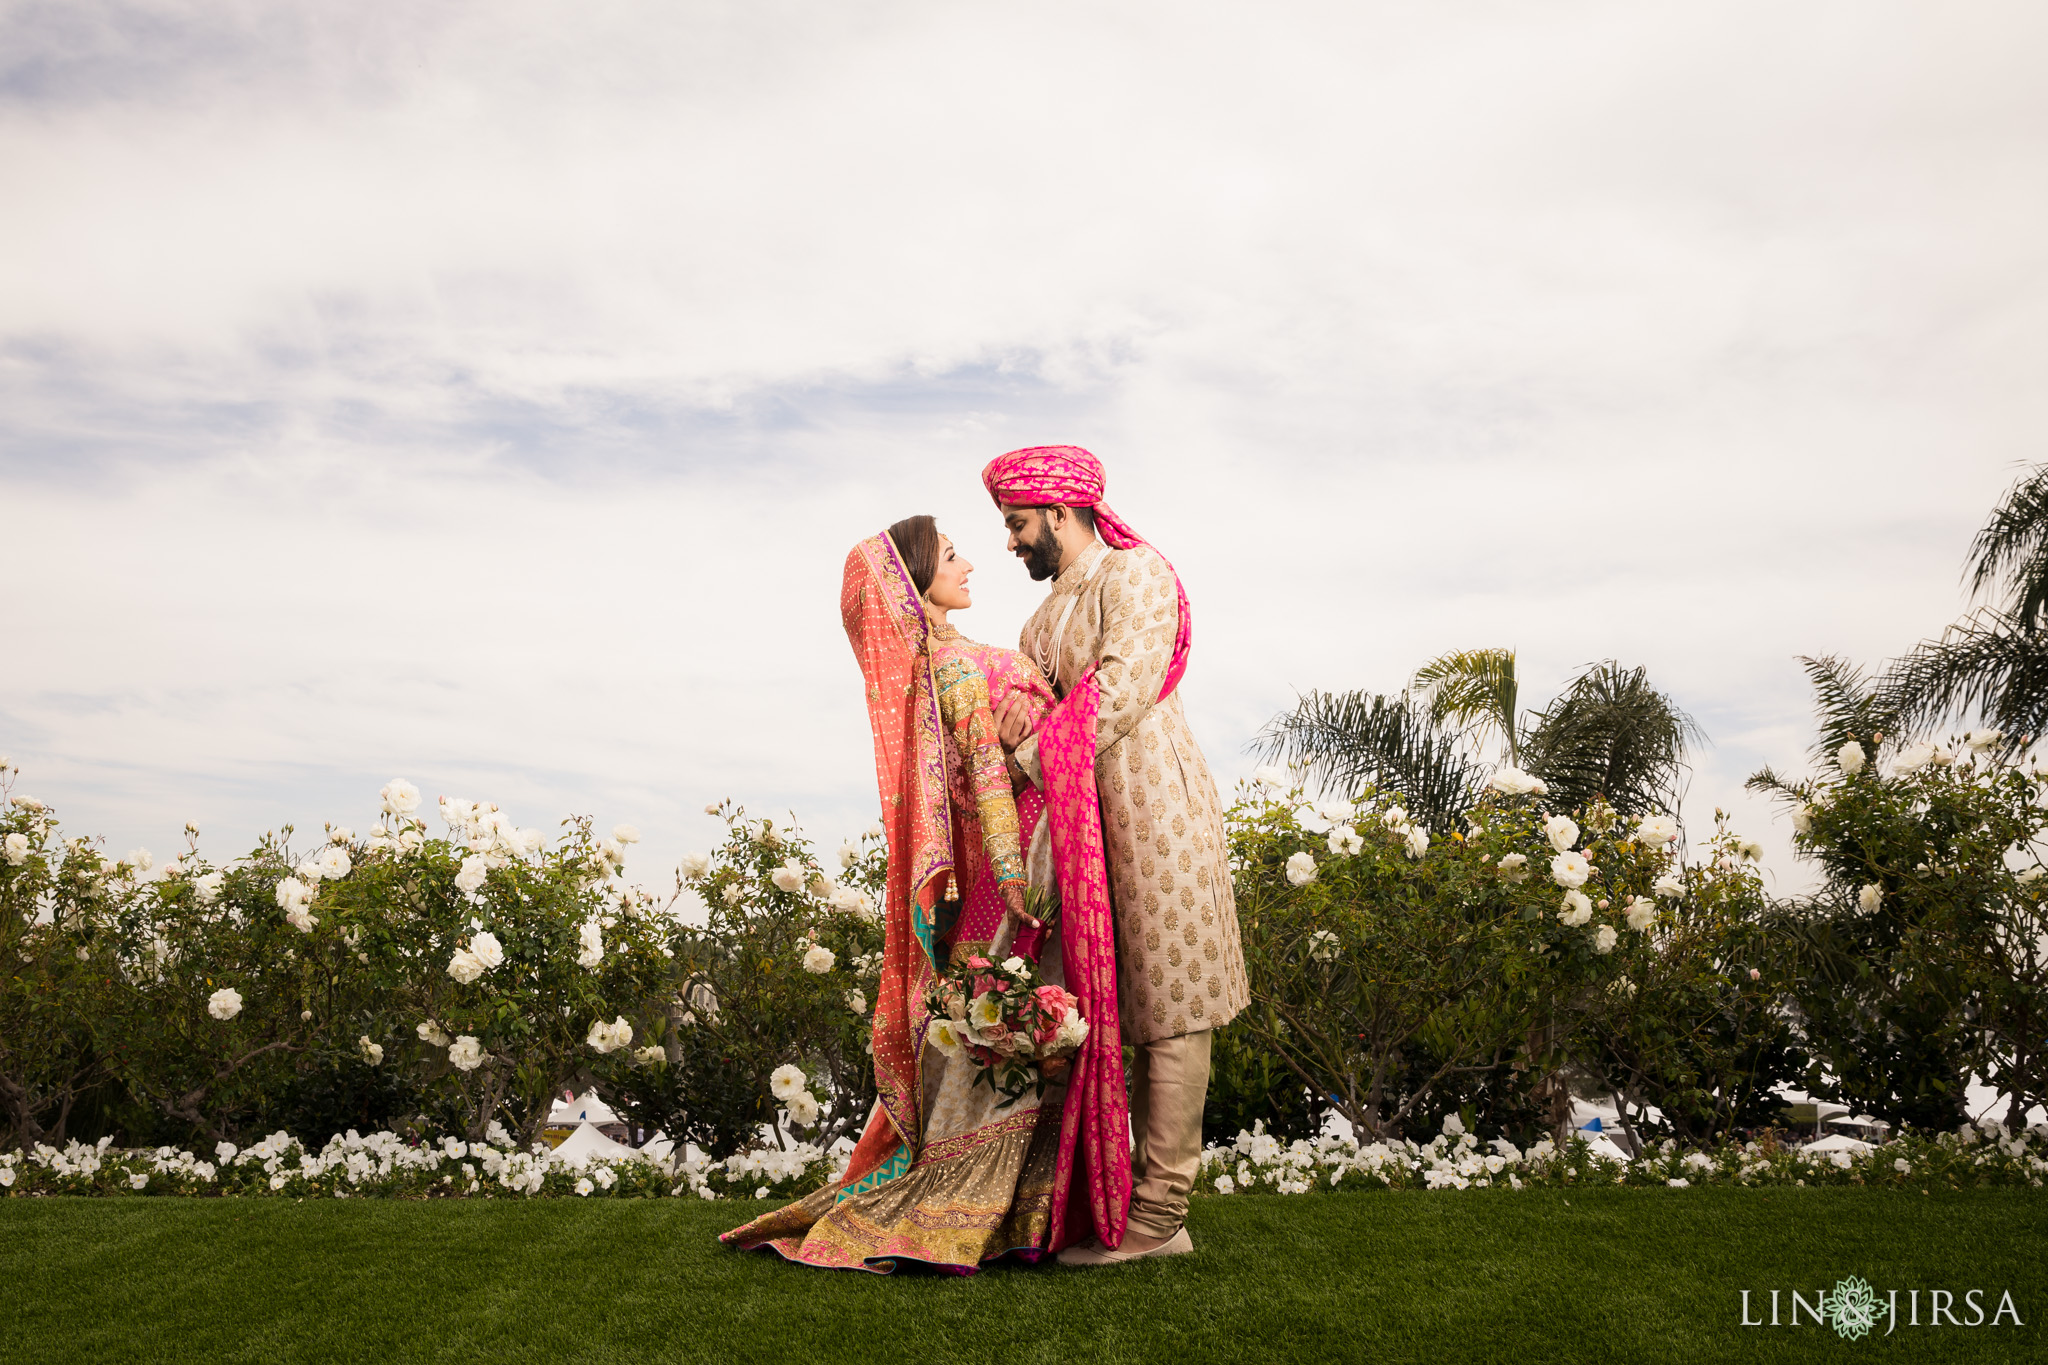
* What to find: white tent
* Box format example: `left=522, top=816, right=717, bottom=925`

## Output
left=547, top=1090, right=621, bottom=1127
left=1804, top=1133, right=1874, bottom=1154
left=550, top=1122, right=643, bottom=1167
left=1574, top=1132, right=1633, bottom=1163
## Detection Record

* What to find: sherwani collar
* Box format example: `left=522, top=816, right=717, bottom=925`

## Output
left=1051, top=540, right=1109, bottom=596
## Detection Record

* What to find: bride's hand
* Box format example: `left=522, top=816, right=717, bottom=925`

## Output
left=995, top=695, right=1036, bottom=753
left=1001, top=884, right=1041, bottom=930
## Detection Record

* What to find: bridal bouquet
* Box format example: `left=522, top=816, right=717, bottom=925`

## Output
left=925, top=953, right=1089, bottom=1107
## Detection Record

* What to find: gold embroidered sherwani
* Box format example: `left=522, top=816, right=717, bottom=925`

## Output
left=1012, top=541, right=1250, bottom=1046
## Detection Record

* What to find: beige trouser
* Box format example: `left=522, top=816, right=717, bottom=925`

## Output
left=1127, top=1028, right=1213, bottom=1240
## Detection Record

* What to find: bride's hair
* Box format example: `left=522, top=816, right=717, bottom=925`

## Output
left=887, top=515, right=942, bottom=596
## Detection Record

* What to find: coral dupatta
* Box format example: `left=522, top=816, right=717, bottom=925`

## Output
left=837, top=533, right=955, bottom=1186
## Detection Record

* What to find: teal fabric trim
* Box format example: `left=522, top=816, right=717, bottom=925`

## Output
left=835, top=1143, right=913, bottom=1205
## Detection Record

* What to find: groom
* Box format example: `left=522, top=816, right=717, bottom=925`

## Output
left=982, top=445, right=1249, bottom=1265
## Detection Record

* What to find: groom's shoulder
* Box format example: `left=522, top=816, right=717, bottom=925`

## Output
left=1096, top=542, right=1165, bottom=581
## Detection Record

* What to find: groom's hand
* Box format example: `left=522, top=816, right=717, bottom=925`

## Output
left=996, top=695, right=1036, bottom=753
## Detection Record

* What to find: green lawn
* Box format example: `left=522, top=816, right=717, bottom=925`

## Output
left=2, top=1189, right=2041, bottom=1363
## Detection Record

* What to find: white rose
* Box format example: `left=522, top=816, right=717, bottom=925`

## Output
left=446, top=949, right=485, bottom=985
left=1624, top=897, right=1656, bottom=931
left=607, top=823, right=641, bottom=847
left=284, top=906, right=317, bottom=934
left=836, top=841, right=860, bottom=870
left=865, top=823, right=885, bottom=839
left=192, top=871, right=223, bottom=904
left=680, top=852, right=713, bottom=881
left=770, top=863, right=806, bottom=895
left=705, top=802, right=725, bottom=816
left=1593, top=925, right=1618, bottom=954
left=576, top=920, right=604, bottom=969
left=1653, top=872, right=1684, bottom=898
left=1858, top=883, right=1882, bottom=915
left=516, top=829, right=545, bottom=856
left=327, top=826, right=353, bottom=845
left=1284, top=851, right=1317, bottom=887
left=1558, top=890, right=1593, bottom=927
left=1790, top=804, right=1815, bottom=836
left=1404, top=826, right=1430, bottom=860
left=207, top=987, right=243, bottom=1021
left=845, top=989, right=868, bottom=1015
left=1836, top=740, right=1866, bottom=775
left=1543, top=816, right=1580, bottom=853
left=1294, top=805, right=1334, bottom=835
left=633, top=1044, right=666, bottom=1066
left=380, top=779, right=421, bottom=815
left=807, top=874, right=836, bottom=900
left=770, top=1063, right=808, bottom=1101
left=8, top=794, right=43, bottom=811
left=1894, top=741, right=1936, bottom=774
left=1380, top=805, right=1409, bottom=831
left=1550, top=851, right=1590, bottom=889
left=454, top=855, right=489, bottom=895
left=2018, top=866, right=2046, bottom=885
left=1634, top=815, right=1678, bottom=846
left=721, top=884, right=743, bottom=904
left=1966, top=729, right=2005, bottom=752
left=397, top=828, right=425, bottom=855
left=786, top=1091, right=821, bottom=1127
left=1327, top=826, right=1363, bottom=856
left=3, top=832, right=27, bottom=866
left=447, top=1035, right=487, bottom=1071
left=417, top=1020, right=452, bottom=1047
left=127, top=848, right=153, bottom=873
left=274, top=876, right=311, bottom=911
left=1737, top=839, right=1763, bottom=862
left=1487, top=766, right=1546, bottom=797
left=1318, top=799, right=1357, bottom=823
left=458, top=933, right=500, bottom=971
left=1252, top=764, right=1292, bottom=793
left=1307, top=929, right=1339, bottom=963
left=315, top=845, right=351, bottom=881
left=358, top=1036, right=384, bottom=1065
left=1497, top=852, right=1530, bottom=883
left=802, top=944, right=837, bottom=974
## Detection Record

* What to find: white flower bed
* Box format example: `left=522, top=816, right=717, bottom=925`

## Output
left=1198, top=1118, right=2048, bottom=1194
left=2, top=1123, right=846, bottom=1202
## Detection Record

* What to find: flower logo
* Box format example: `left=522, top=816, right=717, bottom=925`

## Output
left=1825, top=1275, right=1881, bottom=1341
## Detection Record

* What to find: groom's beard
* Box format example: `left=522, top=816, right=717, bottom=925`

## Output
left=1021, top=519, right=1063, bottom=581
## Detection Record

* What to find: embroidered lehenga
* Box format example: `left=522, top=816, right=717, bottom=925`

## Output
left=718, top=532, right=1079, bottom=1273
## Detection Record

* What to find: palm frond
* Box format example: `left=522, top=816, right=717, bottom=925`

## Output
left=1252, top=689, right=1482, bottom=830
left=1877, top=609, right=2048, bottom=742
left=1796, top=654, right=1895, bottom=767
left=1520, top=662, right=1703, bottom=817
left=1967, top=465, right=2048, bottom=631
left=1407, top=647, right=1519, bottom=764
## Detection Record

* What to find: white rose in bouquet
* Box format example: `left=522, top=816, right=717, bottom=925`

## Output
left=207, top=987, right=243, bottom=1021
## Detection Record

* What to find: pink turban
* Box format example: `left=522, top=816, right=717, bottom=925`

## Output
left=982, top=444, right=1191, bottom=699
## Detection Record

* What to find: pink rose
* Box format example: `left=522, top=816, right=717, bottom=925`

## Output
left=966, top=956, right=993, bottom=970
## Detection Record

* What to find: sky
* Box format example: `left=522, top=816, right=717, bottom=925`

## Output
left=4, top=0, right=2047, bottom=905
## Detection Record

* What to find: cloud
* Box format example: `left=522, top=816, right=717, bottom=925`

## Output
left=3, top=0, right=2047, bottom=889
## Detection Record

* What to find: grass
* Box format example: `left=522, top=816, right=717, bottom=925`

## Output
left=2, top=1188, right=2042, bottom=1364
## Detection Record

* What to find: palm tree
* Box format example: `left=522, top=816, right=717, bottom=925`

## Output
left=1254, top=648, right=1702, bottom=826
left=1881, top=465, right=2048, bottom=742
left=1745, top=654, right=1896, bottom=799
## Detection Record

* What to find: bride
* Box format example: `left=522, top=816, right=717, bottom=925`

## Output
left=719, top=516, right=1128, bottom=1272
